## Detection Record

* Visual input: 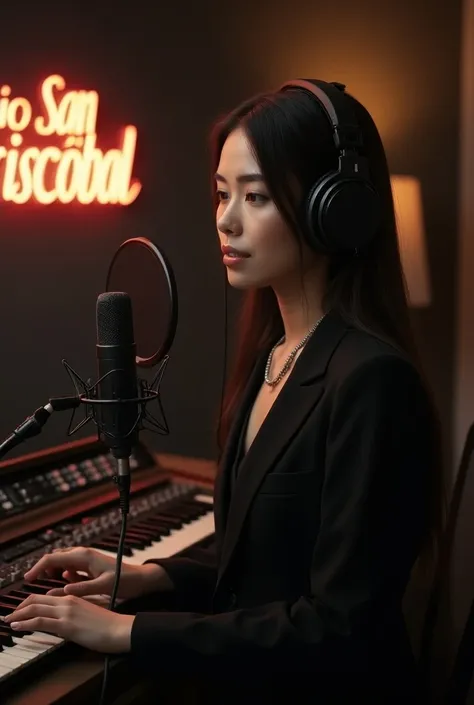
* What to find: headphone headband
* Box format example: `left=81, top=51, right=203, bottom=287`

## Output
left=279, top=79, right=363, bottom=153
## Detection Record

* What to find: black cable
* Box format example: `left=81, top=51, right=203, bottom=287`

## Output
left=98, top=475, right=130, bottom=705
left=216, top=268, right=228, bottom=455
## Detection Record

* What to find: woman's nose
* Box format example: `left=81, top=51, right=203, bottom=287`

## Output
left=217, top=213, right=242, bottom=237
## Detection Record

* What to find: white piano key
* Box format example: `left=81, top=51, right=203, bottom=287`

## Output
left=12, top=636, right=51, bottom=654
left=24, top=632, right=63, bottom=645
left=194, top=494, right=213, bottom=505
left=1, top=645, right=31, bottom=662
left=0, top=632, right=64, bottom=683
left=0, top=650, right=29, bottom=667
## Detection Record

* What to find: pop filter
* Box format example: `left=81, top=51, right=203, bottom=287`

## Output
left=60, top=237, right=178, bottom=444
left=105, top=237, right=178, bottom=368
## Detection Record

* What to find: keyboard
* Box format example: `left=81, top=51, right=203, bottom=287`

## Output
left=0, top=436, right=216, bottom=701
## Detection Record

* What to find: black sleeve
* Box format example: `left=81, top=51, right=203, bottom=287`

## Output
left=142, top=542, right=217, bottom=613
left=130, top=355, right=433, bottom=674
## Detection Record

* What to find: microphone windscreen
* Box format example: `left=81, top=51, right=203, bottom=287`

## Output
left=96, top=292, right=135, bottom=346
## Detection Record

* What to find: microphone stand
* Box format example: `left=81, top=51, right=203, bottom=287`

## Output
left=0, top=396, right=81, bottom=460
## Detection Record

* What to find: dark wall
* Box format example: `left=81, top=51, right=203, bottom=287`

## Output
left=0, top=1, right=461, bottom=470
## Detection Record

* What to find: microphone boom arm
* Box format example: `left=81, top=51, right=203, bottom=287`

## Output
left=0, top=396, right=81, bottom=460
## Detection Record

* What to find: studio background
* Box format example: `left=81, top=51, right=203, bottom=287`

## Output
left=0, top=0, right=461, bottom=480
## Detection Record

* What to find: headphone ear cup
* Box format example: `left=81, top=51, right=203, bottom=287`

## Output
left=306, top=172, right=381, bottom=254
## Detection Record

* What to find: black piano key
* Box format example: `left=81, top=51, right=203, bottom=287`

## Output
left=0, top=621, right=32, bottom=637
left=166, top=503, right=197, bottom=515
left=187, top=505, right=209, bottom=518
left=132, top=524, right=166, bottom=539
left=32, top=578, right=67, bottom=589
left=122, top=531, right=153, bottom=545
left=21, top=583, right=49, bottom=595
left=0, top=603, right=15, bottom=616
left=0, top=594, right=23, bottom=606
left=0, top=630, right=14, bottom=647
left=154, top=506, right=190, bottom=519
left=8, top=590, right=31, bottom=599
left=124, top=526, right=156, bottom=538
left=132, top=522, right=169, bottom=538
left=126, top=525, right=161, bottom=539
left=147, top=514, right=183, bottom=528
left=105, top=534, right=145, bottom=549
left=142, top=514, right=183, bottom=529
left=148, top=521, right=183, bottom=534
left=165, top=505, right=200, bottom=522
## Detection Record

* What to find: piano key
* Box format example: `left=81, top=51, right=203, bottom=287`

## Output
left=0, top=630, right=14, bottom=646
left=0, top=651, right=28, bottom=669
left=23, top=632, right=63, bottom=645
left=120, top=529, right=154, bottom=542
left=143, top=515, right=183, bottom=528
left=0, top=646, right=30, bottom=663
left=33, top=578, right=68, bottom=589
left=0, top=631, right=64, bottom=684
left=0, top=594, right=23, bottom=606
left=0, top=622, right=33, bottom=637
left=133, top=521, right=171, bottom=536
left=123, top=526, right=162, bottom=543
left=10, top=637, right=50, bottom=656
left=21, top=583, right=49, bottom=595
left=94, top=502, right=214, bottom=566
left=90, top=541, right=134, bottom=556
left=104, top=535, right=145, bottom=549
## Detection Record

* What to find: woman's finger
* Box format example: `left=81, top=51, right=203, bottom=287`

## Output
left=63, top=576, right=109, bottom=597
left=5, top=603, right=58, bottom=625
left=10, top=616, right=61, bottom=635
left=62, top=570, right=90, bottom=583
left=6, top=593, right=60, bottom=611
left=24, top=547, right=93, bottom=581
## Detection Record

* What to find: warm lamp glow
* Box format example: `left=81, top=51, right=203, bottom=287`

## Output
left=391, top=175, right=431, bottom=307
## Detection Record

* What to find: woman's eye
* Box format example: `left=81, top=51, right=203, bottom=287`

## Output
left=216, top=190, right=229, bottom=201
left=246, top=192, right=268, bottom=203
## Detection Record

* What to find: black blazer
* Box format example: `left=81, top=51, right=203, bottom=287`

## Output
left=130, top=311, right=435, bottom=703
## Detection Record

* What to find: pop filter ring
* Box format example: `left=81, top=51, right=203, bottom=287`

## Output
left=105, top=237, right=178, bottom=368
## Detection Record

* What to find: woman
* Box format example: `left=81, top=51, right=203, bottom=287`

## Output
left=4, top=79, right=444, bottom=703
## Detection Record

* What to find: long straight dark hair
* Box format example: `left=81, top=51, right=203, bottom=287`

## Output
left=210, top=84, right=446, bottom=577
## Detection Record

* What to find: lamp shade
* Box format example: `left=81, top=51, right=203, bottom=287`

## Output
left=391, top=175, right=432, bottom=307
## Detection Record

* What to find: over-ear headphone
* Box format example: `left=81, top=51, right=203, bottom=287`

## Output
left=278, top=79, right=382, bottom=254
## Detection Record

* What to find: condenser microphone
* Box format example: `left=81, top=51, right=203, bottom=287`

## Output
left=0, top=238, right=176, bottom=467
left=95, top=292, right=140, bottom=472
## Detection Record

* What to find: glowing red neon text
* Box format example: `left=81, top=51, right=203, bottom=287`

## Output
left=0, top=74, right=141, bottom=205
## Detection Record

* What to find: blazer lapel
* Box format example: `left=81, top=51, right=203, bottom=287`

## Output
left=216, top=310, right=349, bottom=585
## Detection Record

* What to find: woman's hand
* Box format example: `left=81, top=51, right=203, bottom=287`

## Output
left=3, top=594, right=134, bottom=653
left=23, top=546, right=170, bottom=600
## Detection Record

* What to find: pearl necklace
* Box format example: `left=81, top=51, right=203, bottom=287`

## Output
left=264, top=314, right=325, bottom=387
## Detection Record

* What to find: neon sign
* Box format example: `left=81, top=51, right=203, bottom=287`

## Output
left=0, top=74, right=141, bottom=205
